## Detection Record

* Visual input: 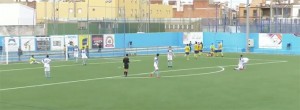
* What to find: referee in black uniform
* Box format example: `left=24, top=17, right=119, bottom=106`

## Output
left=123, top=54, right=130, bottom=77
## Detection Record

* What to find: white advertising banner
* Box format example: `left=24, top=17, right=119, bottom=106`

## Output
left=65, top=35, right=78, bottom=47
left=103, top=34, right=115, bottom=48
left=259, top=33, right=282, bottom=49
left=20, top=36, right=36, bottom=51
left=183, top=32, right=203, bottom=44
left=5, top=37, right=20, bottom=52
left=50, top=36, right=65, bottom=50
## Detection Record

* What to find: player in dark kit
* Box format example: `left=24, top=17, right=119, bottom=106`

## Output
left=123, top=54, right=130, bottom=77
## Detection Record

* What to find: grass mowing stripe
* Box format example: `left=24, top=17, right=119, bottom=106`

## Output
left=1, top=60, right=141, bottom=72
left=0, top=61, right=287, bottom=92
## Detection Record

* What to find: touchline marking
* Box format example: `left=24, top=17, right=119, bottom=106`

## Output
left=0, top=57, right=124, bottom=66
left=0, top=60, right=287, bottom=91
left=1, top=60, right=141, bottom=72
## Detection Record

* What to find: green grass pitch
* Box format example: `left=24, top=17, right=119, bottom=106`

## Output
left=0, top=53, right=299, bottom=110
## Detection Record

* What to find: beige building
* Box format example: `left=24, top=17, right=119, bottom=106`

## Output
left=238, top=0, right=300, bottom=19
left=36, top=0, right=173, bottom=23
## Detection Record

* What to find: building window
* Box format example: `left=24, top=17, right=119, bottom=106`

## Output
left=78, top=8, right=82, bottom=14
left=243, top=10, right=246, bottom=17
left=298, top=9, right=300, bottom=17
left=191, top=25, right=194, bottom=29
left=69, top=8, right=73, bottom=13
left=233, top=14, right=236, bottom=19
left=253, top=10, right=257, bottom=17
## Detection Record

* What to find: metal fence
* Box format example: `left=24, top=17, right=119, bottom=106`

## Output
left=1, top=18, right=300, bottom=36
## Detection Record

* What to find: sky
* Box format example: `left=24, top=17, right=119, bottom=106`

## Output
left=163, top=0, right=253, bottom=9
left=225, top=0, right=253, bottom=8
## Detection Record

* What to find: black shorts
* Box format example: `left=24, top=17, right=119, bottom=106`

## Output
left=185, top=52, right=189, bottom=55
left=124, top=64, right=129, bottom=69
left=199, top=50, right=203, bottom=52
left=215, top=50, right=222, bottom=52
left=194, top=51, right=199, bottom=54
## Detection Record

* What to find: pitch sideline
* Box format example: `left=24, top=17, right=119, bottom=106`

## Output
left=1, top=60, right=141, bottom=72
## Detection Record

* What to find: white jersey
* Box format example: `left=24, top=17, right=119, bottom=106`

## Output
left=42, top=58, right=51, bottom=68
left=81, top=49, right=87, bottom=58
left=154, top=56, right=159, bottom=66
left=74, top=47, right=79, bottom=57
left=238, top=57, right=244, bottom=69
left=242, top=57, right=249, bottom=63
left=154, top=56, right=159, bottom=70
left=167, top=50, right=174, bottom=60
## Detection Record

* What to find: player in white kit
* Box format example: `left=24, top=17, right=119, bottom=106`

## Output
left=42, top=55, right=51, bottom=78
left=74, top=45, right=79, bottom=62
left=150, top=54, right=160, bottom=78
left=81, top=46, right=88, bottom=65
left=167, top=46, right=175, bottom=68
left=234, top=55, right=249, bottom=70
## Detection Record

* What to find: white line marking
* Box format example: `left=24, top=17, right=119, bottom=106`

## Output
left=119, top=66, right=225, bottom=79
left=0, top=66, right=221, bottom=91
left=0, top=61, right=287, bottom=92
left=1, top=60, right=141, bottom=72
left=163, top=66, right=224, bottom=78
left=0, top=57, right=125, bottom=66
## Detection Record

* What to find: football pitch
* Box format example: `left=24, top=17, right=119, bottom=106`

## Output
left=0, top=53, right=299, bottom=110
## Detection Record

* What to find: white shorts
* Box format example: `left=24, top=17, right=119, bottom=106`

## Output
left=44, top=67, right=50, bottom=71
left=238, top=63, right=244, bottom=69
left=82, top=55, right=88, bottom=59
left=154, top=64, right=159, bottom=70
left=243, top=58, right=249, bottom=63
left=74, top=53, right=78, bottom=58
left=167, top=56, right=173, bottom=61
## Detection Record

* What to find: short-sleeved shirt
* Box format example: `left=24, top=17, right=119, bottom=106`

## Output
left=123, top=57, right=129, bottom=65
left=185, top=46, right=190, bottom=53
left=218, top=44, right=223, bottom=50
left=194, top=44, right=199, bottom=51
left=42, top=58, right=51, bottom=67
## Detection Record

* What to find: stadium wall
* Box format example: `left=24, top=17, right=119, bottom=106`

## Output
left=203, top=32, right=300, bottom=55
left=1, top=32, right=299, bottom=55
left=0, top=36, right=3, bottom=46
left=0, top=36, right=3, bottom=51
left=114, top=32, right=183, bottom=48
left=248, top=33, right=300, bottom=55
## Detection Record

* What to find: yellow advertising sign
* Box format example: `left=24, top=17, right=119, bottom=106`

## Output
left=78, top=35, right=91, bottom=49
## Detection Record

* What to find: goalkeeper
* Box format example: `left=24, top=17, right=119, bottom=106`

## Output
left=29, top=55, right=40, bottom=64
